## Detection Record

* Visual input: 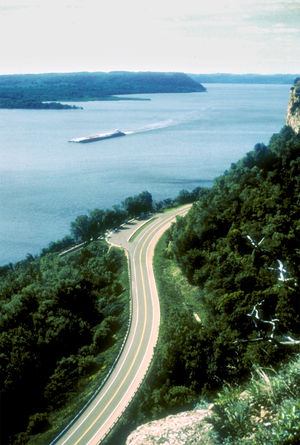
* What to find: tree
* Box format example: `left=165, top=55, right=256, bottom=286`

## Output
left=123, top=191, right=153, bottom=217
left=70, top=214, right=91, bottom=242
left=138, top=191, right=153, bottom=214
left=89, top=208, right=105, bottom=240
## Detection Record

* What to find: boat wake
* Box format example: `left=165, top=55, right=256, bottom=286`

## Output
left=70, top=115, right=200, bottom=143
left=124, top=119, right=174, bottom=135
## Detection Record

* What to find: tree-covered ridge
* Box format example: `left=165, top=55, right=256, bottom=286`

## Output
left=0, top=71, right=206, bottom=109
left=102, top=126, right=300, bottom=445
left=167, top=125, right=299, bottom=379
left=0, top=242, right=129, bottom=444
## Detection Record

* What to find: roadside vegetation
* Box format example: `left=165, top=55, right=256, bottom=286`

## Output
left=0, top=189, right=202, bottom=444
left=0, top=241, right=130, bottom=444
left=128, top=217, right=158, bottom=243
left=1, top=103, right=299, bottom=442
left=104, top=124, right=300, bottom=444
left=168, top=124, right=300, bottom=379
left=210, top=354, right=300, bottom=444
left=103, top=232, right=207, bottom=444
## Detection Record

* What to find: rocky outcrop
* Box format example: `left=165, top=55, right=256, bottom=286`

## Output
left=286, top=79, right=300, bottom=133
left=125, top=407, right=219, bottom=445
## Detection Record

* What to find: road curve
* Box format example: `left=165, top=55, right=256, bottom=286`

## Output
left=54, top=205, right=191, bottom=445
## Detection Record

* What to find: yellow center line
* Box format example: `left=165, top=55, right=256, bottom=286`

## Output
left=65, top=206, right=191, bottom=444
left=74, top=229, right=152, bottom=444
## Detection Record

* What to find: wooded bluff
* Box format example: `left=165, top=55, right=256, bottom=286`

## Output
left=0, top=87, right=299, bottom=444
left=104, top=124, right=300, bottom=444
left=0, top=71, right=205, bottom=109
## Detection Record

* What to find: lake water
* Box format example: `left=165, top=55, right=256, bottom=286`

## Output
left=0, top=84, right=291, bottom=265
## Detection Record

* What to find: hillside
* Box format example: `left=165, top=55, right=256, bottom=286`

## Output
left=126, top=355, right=300, bottom=444
left=115, top=91, right=300, bottom=445
left=0, top=189, right=193, bottom=444
left=0, top=241, right=130, bottom=444
left=0, top=71, right=206, bottom=109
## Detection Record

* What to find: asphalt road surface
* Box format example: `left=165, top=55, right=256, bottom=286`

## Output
left=54, top=205, right=191, bottom=445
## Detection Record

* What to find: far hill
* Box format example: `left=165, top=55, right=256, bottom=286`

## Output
left=0, top=71, right=206, bottom=109
left=188, top=73, right=300, bottom=84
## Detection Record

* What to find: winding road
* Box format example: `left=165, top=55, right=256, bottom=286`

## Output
left=54, top=205, right=191, bottom=445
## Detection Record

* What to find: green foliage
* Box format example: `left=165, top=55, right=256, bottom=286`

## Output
left=0, top=241, right=129, bottom=443
left=213, top=386, right=251, bottom=439
left=41, top=235, right=75, bottom=256
left=211, top=355, right=300, bottom=444
left=167, top=126, right=300, bottom=381
left=67, top=188, right=206, bottom=245
left=69, top=192, right=152, bottom=243
left=103, top=235, right=210, bottom=444
left=1, top=116, right=299, bottom=444
left=26, top=412, right=49, bottom=435
left=70, top=214, right=93, bottom=242
left=0, top=97, right=80, bottom=109
left=272, top=400, right=300, bottom=444
left=105, top=126, right=300, bottom=445
left=123, top=191, right=153, bottom=217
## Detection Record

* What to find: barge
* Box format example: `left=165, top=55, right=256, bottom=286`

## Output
left=69, top=129, right=126, bottom=143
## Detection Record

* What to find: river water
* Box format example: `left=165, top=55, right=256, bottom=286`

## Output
left=0, top=84, right=291, bottom=265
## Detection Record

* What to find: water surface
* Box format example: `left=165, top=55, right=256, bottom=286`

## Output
left=0, top=84, right=291, bottom=265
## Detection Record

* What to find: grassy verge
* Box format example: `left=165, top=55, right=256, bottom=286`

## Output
left=128, top=217, right=157, bottom=242
left=29, top=244, right=130, bottom=445
left=153, top=233, right=204, bottom=324
left=102, top=232, right=205, bottom=444
left=103, top=233, right=300, bottom=445
left=163, top=203, right=191, bottom=213
left=153, top=238, right=300, bottom=445
left=210, top=354, right=300, bottom=444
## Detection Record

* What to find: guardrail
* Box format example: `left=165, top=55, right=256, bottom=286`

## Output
left=50, top=249, right=133, bottom=445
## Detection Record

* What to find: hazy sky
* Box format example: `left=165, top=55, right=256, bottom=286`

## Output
left=0, top=0, right=299, bottom=74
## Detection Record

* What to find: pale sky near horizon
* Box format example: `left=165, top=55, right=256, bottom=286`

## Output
left=0, top=0, right=299, bottom=75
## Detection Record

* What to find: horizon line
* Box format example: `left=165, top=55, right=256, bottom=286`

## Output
left=0, top=70, right=299, bottom=76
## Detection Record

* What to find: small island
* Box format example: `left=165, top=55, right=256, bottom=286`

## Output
left=0, top=98, right=82, bottom=110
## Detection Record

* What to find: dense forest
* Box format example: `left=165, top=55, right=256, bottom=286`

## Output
left=0, top=71, right=205, bottom=109
left=0, top=241, right=130, bottom=444
left=166, top=124, right=300, bottom=387
left=168, top=124, right=300, bottom=361
left=105, top=124, right=300, bottom=444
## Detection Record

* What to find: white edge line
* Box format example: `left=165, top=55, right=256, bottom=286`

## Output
left=59, top=246, right=140, bottom=444
left=88, top=227, right=161, bottom=444
left=57, top=206, right=191, bottom=444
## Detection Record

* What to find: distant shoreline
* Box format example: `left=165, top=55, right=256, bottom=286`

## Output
left=0, top=71, right=204, bottom=110
left=0, top=96, right=151, bottom=110
left=65, top=95, right=152, bottom=102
